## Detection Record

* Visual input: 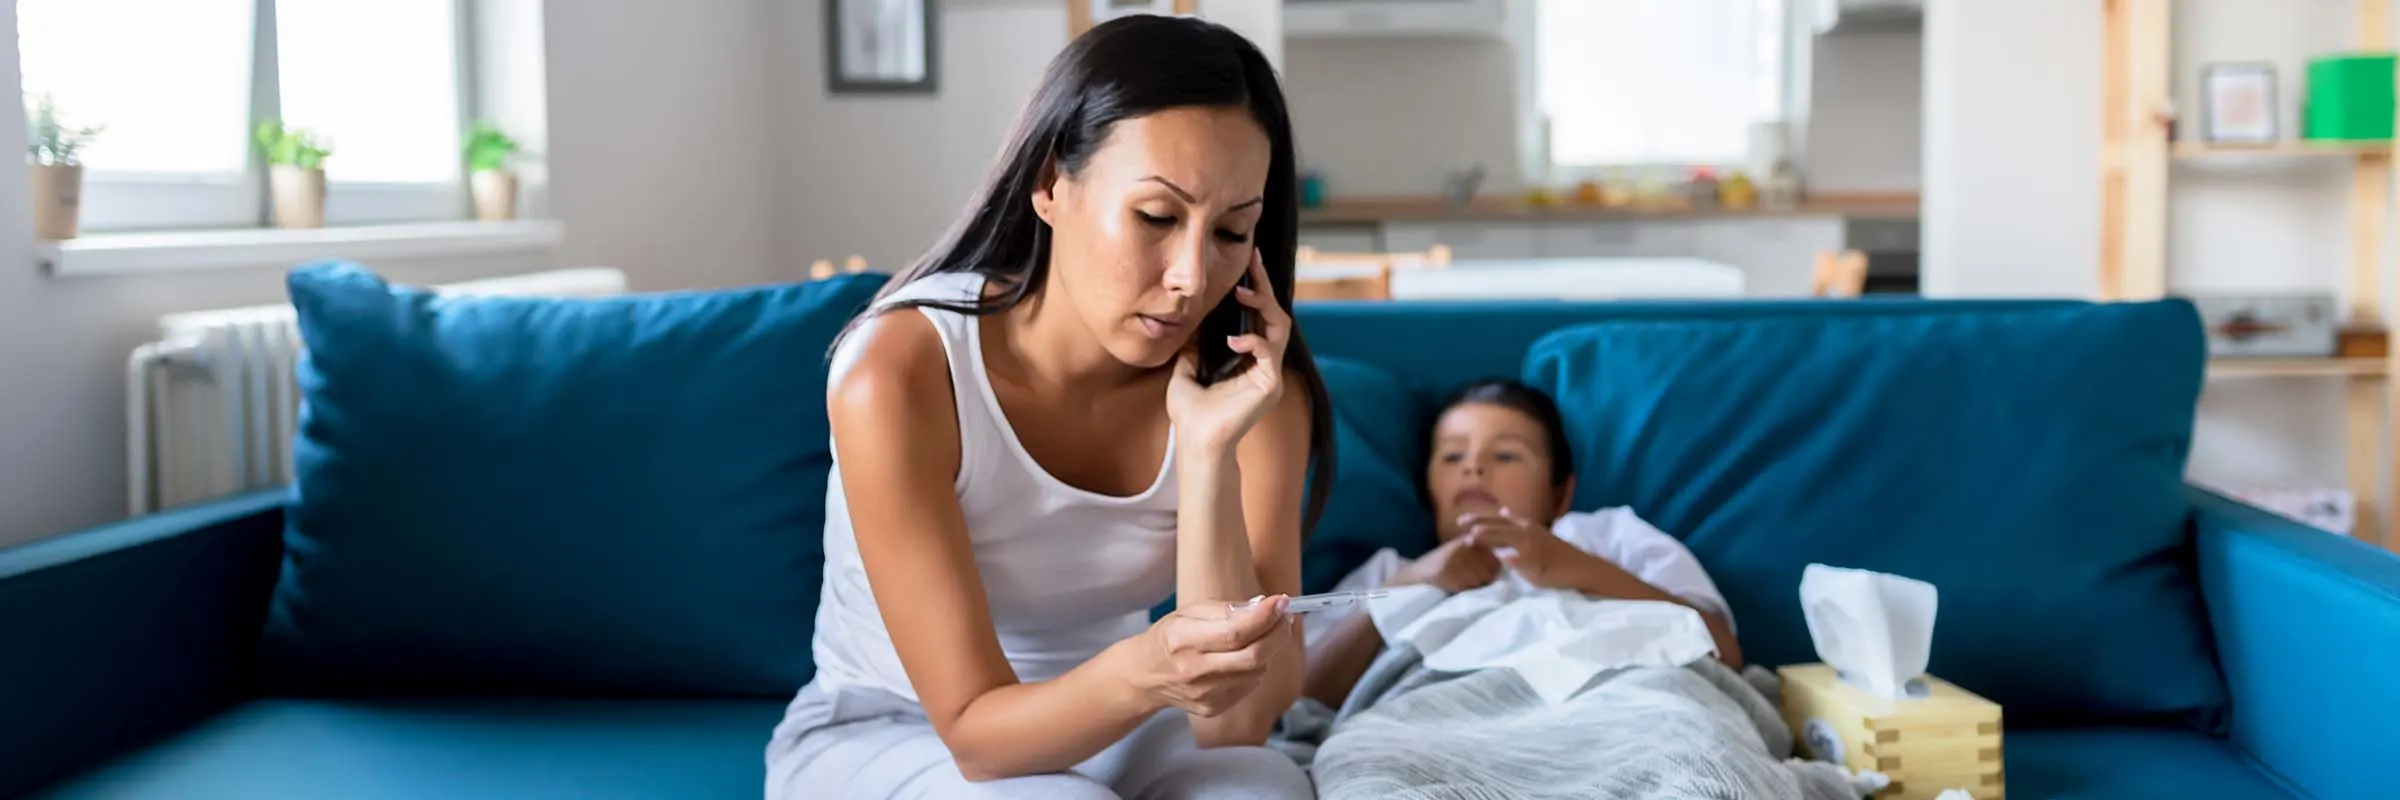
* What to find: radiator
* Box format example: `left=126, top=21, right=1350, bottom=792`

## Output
left=125, top=267, right=631, bottom=515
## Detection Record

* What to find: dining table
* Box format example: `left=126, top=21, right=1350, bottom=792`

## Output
left=1309, top=257, right=1749, bottom=301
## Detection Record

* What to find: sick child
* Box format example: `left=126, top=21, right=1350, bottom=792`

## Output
left=1300, top=378, right=1745, bottom=707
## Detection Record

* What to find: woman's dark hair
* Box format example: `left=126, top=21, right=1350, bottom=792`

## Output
left=839, top=16, right=1336, bottom=534
left=1432, top=378, right=1575, bottom=488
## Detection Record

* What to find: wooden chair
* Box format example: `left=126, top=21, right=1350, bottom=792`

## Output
left=809, top=255, right=872, bottom=280
left=1812, top=250, right=1868, bottom=298
left=1293, top=264, right=1393, bottom=301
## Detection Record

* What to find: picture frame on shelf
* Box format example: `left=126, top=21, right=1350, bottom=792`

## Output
left=2200, top=62, right=2279, bottom=144
left=827, top=0, right=937, bottom=95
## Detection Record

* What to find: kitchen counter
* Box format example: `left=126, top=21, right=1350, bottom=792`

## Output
left=1298, top=192, right=1919, bottom=225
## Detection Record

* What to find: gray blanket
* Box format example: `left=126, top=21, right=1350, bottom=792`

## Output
left=1277, top=643, right=1867, bottom=800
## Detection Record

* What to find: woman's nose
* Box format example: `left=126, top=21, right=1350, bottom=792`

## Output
left=1160, top=237, right=1207, bottom=298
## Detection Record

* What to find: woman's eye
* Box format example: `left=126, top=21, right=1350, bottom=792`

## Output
left=1439, top=452, right=1464, bottom=464
left=1214, top=228, right=1252, bottom=245
left=1495, top=452, right=1521, bottom=463
left=1135, top=211, right=1175, bottom=228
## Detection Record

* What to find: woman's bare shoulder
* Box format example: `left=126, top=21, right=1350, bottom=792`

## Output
left=830, top=309, right=955, bottom=433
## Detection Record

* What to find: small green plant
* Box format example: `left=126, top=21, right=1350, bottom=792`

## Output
left=462, top=120, right=519, bottom=172
left=255, top=120, right=332, bottom=170
left=26, top=94, right=103, bottom=166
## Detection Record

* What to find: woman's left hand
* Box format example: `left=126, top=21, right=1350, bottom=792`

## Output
left=1459, top=508, right=1587, bottom=589
left=1167, top=248, right=1291, bottom=456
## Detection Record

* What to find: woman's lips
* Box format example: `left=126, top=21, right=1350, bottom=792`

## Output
left=1135, top=314, right=1187, bottom=339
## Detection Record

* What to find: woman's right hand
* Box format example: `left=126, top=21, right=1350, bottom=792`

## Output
left=1389, top=538, right=1503, bottom=594
left=1118, top=595, right=1292, bottom=718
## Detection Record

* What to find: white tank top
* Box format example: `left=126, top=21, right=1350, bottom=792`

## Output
left=808, top=272, right=1180, bottom=700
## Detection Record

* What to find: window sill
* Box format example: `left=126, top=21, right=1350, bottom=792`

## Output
left=37, top=219, right=565, bottom=277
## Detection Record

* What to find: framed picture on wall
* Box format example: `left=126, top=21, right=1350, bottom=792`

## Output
left=2201, top=63, right=2279, bottom=144
left=827, top=0, right=937, bottom=94
left=1070, top=0, right=1196, bottom=37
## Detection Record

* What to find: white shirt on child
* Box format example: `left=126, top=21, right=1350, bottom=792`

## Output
left=1304, top=507, right=1733, bottom=663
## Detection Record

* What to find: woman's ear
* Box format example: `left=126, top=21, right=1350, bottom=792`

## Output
left=1029, top=156, right=1064, bottom=225
left=1552, top=475, right=1578, bottom=519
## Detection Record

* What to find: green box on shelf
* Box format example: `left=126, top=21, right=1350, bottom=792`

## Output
left=2306, top=52, right=2396, bottom=141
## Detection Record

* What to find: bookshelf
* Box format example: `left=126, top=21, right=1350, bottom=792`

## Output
left=2100, top=0, right=2399, bottom=546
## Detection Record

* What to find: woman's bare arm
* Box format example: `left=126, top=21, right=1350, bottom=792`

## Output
left=833, top=314, right=1162, bottom=780
left=1177, top=374, right=1310, bottom=746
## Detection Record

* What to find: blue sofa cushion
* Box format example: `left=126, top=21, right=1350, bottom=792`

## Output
left=2003, top=728, right=2304, bottom=799
left=264, top=263, right=888, bottom=697
left=1524, top=302, right=2226, bottom=725
left=35, top=698, right=784, bottom=799
left=1303, top=357, right=1438, bottom=594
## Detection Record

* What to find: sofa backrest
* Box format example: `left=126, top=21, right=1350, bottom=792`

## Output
left=1294, top=297, right=2079, bottom=400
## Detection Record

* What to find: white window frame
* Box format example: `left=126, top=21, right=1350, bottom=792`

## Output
left=57, top=0, right=479, bottom=234
left=1510, top=0, right=1802, bottom=186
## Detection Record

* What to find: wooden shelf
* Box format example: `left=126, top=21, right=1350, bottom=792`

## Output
left=2209, top=357, right=2389, bottom=378
left=2173, top=140, right=2393, bottom=159
left=2105, top=0, right=2400, bottom=548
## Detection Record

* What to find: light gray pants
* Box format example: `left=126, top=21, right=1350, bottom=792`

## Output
left=766, top=681, right=1314, bottom=799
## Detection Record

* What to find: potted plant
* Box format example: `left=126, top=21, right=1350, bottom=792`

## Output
left=255, top=120, right=332, bottom=229
left=25, top=94, right=102, bottom=240
left=463, top=121, right=520, bottom=221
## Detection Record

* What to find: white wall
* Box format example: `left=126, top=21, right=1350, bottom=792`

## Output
left=1805, top=30, right=1922, bottom=193
left=544, top=0, right=782, bottom=291
left=1921, top=0, right=2364, bottom=498
left=768, top=0, right=1067, bottom=274
left=769, top=0, right=1285, bottom=273
left=1283, top=36, right=1523, bottom=198
left=0, top=0, right=787, bottom=546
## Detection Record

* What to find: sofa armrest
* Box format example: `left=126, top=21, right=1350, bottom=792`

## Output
left=0, top=490, right=287, bottom=797
left=2191, top=485, right=2400, bottom=800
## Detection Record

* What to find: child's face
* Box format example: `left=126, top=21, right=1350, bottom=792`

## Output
left=1426, top=402, right=1569, bottom=541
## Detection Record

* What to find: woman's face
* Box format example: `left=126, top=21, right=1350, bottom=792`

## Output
left=1033, top=106, right=1272, bottom=369
left=1425, top=402, right=1572, bottom=541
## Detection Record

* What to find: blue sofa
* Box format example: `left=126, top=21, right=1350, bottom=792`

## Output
left=4, top=265, right=2396, bottom=799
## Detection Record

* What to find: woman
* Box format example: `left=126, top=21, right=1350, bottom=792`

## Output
left=765, top=16, right=1331, bottom=800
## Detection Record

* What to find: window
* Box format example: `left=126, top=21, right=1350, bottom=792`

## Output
left=18, top=0, right=468, bottom=232
left=1531, top=0, right=1788, bottom=171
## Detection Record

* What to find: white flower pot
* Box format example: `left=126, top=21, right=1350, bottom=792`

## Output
left=471, top=169, right=519, bottom=222
left=29, top=163, right=82, bottom=240
left=270, top=165, right=327, bottom=229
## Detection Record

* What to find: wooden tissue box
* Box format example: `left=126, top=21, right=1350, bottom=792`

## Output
left=1778, top=663, right=2004, bottom=800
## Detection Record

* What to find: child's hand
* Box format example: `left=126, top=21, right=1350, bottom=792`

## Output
left=1459, top=508, right=1583, bottom=589
left=1390, top=538, right=1502, bottom=594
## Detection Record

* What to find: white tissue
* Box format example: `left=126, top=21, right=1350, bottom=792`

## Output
left=1798, top=563, right=1938, bottom=700
left=1366, top=581, right=1718, bottom=705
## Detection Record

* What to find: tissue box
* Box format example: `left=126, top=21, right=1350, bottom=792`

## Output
left=1779, top=663, right=2004, bottom=800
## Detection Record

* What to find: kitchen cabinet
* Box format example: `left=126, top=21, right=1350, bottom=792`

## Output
left=1283, top=0, right=1507, bottom=39
left=1300, top=216, right=1854, bottom=298
left=1690, top=218, right=1845, bottom=297
left=1539, top=221, right=1697, bottom=259
left=1382, top=222, right=1543, bottom=260
left=1299, top=225, right=1382, bottom=255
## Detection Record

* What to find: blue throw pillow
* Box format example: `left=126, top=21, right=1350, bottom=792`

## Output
left=262, top=262, right=888, bottom=697
left=1303, top=357, right=1438, bottom=594
left=1523, top=302, right=2226, bottom=727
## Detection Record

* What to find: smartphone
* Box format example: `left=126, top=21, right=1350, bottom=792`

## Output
left=1194, top=273, right=1259, bottom=386
left=1236, top=590, right=1391, bottom=615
